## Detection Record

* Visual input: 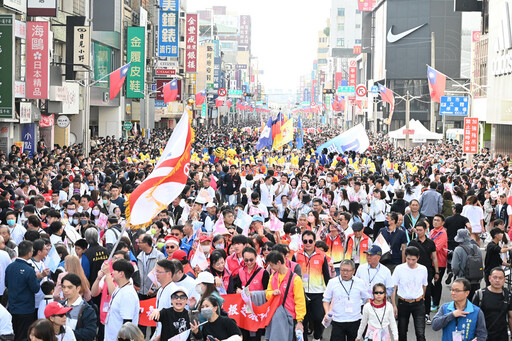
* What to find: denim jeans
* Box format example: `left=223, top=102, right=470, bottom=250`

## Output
left=397, top=299, right=426, bottom=341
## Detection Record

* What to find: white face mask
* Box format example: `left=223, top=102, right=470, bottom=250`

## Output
left=201, top=245, right=210, bottom=253
left=195, top=284, right=204, bottom=295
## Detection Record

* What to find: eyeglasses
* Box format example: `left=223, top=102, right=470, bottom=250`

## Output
left=262, top=247, right=271, bottom=251
left=373, top=291, right=386, bottom=295
left=171, top=294, right=188, bottom=300
left=55, top=313, right=66, bottom=318
left=165, top=245, right=177, bottom=249
left=244, top=258, right=255, bottom=263
left=302, top=239, right=315, bottom=244
left=171, top=233, right=181, bottom=237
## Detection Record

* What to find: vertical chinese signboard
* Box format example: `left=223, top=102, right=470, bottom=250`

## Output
left=206, top=44, right=214, bottom=87
left=185, top=14, right=197, bottom=73
left=0, top=15, right=13, bottom=119
left=94, top=42, right=111, bottom=88
left=335, top=72, right=343, bottom=90
left=26, top=21, right=50, bottom=99
left=238, top=15, right=250, bottom=47
left=73, top=26, right=90, bottom=71
left=158, top=0, right=179, bottom=58
left=349, top=60, right=357, bottom=87
left=126, top=27, right=145, bottom=98
left=463, top=117, right=479, bottom=153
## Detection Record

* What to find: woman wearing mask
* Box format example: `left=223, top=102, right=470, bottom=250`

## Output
left=44, top=302, right=75, bottom=341
left=212, top=235, right=227, bottom=253
left=207, top=250, right=233, bottom=295
left=189, top=272, right=224, bottom=312
left=307, top=210, right=322, bottom=233
left=151, top=221, right=167, bottom=241
left=191, top=296, right=242, bottom=341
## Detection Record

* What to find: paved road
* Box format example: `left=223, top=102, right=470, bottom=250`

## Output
left=318, top=272, right=469, bottom=340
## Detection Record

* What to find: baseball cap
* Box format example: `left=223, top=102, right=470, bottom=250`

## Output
left=252, top=216, right=264, bottom=223
left=206, top=202, right=216, bottom=208
left=352, top=222, right=364, bottom=232
left=195, top=271, right=215, bottom=284
left=364, top=245, right=382, bottom=256
left=199, top=235, right=212, bottom=243
left=171, top=250, right=187, bottom=262
left=170, top=286, right=189, bottom=297
left=44, top=302, right=72, bottom=318
left=195, top=197, right=206, bottom=205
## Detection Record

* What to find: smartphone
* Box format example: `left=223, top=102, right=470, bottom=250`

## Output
left=207, top=336, right=216, bottom=341
left=191, top=310, right=200, bottom=324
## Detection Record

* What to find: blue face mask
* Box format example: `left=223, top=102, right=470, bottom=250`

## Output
left=72, top=219, right=79, bottom=225
left=6, top=219, right=15, bottom=226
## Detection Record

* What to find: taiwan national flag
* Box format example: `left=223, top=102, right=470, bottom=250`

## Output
left=379, top=84, right=395, bottom=124
left=109, top=63, right=131, bottom=100
left=195, top=90, right=206, bottom=106
left=163, top=79, right=178, bottom=103
left=427, top=66, right=446, bottom=103
left=215, top=98, right=224, bottom=108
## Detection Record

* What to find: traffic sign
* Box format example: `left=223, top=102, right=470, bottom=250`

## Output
left=218, top=88, right=227, bottom=96
left=337, top=86, right=355, bottom=93
left=356, top=85, right=367, bottom=97
left=440, top=96, right=469, bottom=116
left=371, top=85, right=379, bottom=94
left=56, top=115, right=70, bottom=128
left=123, top=121, right=133, bottom=131
left=403, top=129, right=415, bottom=135
left=228, top=90, right=243, bottom=96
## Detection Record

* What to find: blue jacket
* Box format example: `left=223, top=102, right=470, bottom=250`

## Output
left=59, top=299, right=97, bottom=341
left=432, top=300, right=487, bottom=341
left=5, top=258, right=40, bottom=314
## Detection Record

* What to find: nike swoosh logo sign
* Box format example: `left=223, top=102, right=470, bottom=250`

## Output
left=387, top=23, right=427, bottom=43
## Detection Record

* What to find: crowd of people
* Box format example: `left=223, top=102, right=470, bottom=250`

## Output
left=0, top=120, right=509, bottom=341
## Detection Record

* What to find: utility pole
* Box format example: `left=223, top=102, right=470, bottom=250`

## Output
left=405, top=91, right=411, bottom=149
left=430, top=31, right=436, bottom=132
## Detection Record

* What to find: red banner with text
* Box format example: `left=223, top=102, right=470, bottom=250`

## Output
left=221, top=294, right=280, bottom=332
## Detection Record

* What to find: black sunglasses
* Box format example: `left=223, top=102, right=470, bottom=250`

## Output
left=302, top=239, right=315, bottom=244
left=55, top=313, right=66, bottom=317
left=373, top=291, right=386, bottom=295
left=262, top=247, right=271, bottom=251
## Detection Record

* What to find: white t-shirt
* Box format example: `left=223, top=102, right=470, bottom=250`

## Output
left=28, top=258, right=47, bottom=308
left=0, top=250, right=11, bottom=294
left=0, top=304, right=13, bottom=335
left=260, top=183, right=274, bottom=207
left=105, top=284, right=139, bottom=341
left=392, top=263, right=428, bottom=300
left=274, top=183, right=291, bottom=205
left=462, top=205, right=485, bottom=233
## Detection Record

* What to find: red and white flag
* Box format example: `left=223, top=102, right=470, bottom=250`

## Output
left=126, top=110, right=194, bottom=227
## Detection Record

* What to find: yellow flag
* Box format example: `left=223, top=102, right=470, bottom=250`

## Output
left=274, top=119, right=294, bottom=150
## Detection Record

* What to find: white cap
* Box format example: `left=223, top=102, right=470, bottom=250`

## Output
left=195, top=271, right=215, bottom=284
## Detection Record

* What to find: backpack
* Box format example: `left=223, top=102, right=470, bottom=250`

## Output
left=460, top=244, right=484, bottom=282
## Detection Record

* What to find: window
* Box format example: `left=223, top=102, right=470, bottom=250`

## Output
left=356, top=24, right=361, bottom=29
left=337, top=8, right=345, bottom=16
left=337, top=23, right=344, bottom=31
left=355, top=39, right=362, bottom=44
left=356, top=9, right=361, bottom=14
left=318, top=48, right=329, bottom=53
left=337, top=38, right=344, bottom=47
